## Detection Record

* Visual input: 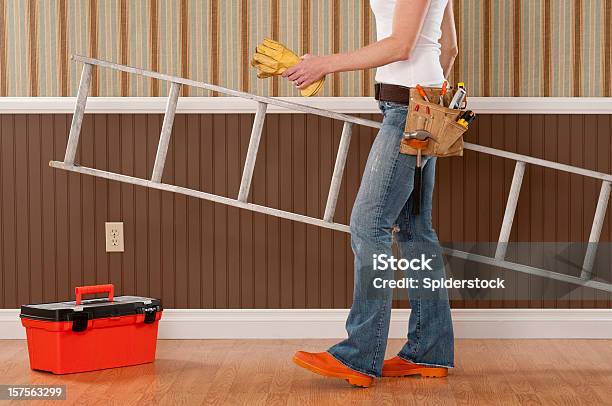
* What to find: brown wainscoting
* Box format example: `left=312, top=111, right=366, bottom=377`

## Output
left=0, top=113, right=611, bottom=309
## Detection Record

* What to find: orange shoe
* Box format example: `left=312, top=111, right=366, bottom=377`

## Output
left=292, top=351, right=374, bottom=388
left=382, top=356, right=448, bottom=378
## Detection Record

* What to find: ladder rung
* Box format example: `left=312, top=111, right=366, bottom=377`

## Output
left=151, top=82, right=181, bottom=182
left=495, top=161, right=526, bottom=260
left=323, top=122, right=352, bottom=222
left=581, top=180, right=611, bottom=279
left=237, top=102, right=268, bottom=202
left=64, top=63, right=93, bottom=165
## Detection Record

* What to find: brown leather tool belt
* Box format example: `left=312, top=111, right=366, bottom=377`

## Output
left=374, top=83, right=411, bottom=106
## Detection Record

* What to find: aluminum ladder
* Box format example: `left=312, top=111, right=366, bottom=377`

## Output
left=50, top=55, right=612, bottom=293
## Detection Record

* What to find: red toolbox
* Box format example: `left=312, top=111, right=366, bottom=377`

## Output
left=20, top=284, right=162, bottom=374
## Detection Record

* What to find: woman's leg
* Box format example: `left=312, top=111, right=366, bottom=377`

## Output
left=327, top=101, right=419, bottom=377
left=394, top=156, right=454, bottom=368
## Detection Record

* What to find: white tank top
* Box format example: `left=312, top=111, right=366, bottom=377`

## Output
left=371, top=0, right=448, bottom=87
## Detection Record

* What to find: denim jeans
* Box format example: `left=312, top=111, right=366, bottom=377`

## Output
left=328, top=100, right=454, bottom=378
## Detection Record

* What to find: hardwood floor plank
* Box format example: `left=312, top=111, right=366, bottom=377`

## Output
left=1, top=339, right=611, bottom=405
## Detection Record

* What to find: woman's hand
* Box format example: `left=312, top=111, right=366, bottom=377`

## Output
left=283, top=54, right=330, bottom=90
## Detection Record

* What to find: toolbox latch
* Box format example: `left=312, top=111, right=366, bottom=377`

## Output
left=71, top=312, right=90, bottom=332
left=143, top=306, right=158, bottom=324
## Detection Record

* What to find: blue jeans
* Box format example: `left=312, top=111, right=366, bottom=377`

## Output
left=328, top=101, right=454, bottom=378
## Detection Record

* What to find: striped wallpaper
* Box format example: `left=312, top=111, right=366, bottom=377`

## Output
left=0, top=0, right=610, bottom=97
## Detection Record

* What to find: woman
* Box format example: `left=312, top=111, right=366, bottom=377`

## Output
left=284, top=0, right=458, bottom=388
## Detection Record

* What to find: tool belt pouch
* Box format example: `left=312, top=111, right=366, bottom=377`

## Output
left=401, top=87, right=467, bottom=157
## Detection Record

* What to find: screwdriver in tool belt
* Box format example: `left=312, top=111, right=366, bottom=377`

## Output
left=439, top=81, right=448, bottom=106
left=416, top=85, right=430, bottom=102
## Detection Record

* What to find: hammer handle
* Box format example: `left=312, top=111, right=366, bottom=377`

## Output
left=413, top=166, right=422, bottom=215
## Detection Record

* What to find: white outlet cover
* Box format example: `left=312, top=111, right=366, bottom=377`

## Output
left=105, top=222, right=125, bottom=252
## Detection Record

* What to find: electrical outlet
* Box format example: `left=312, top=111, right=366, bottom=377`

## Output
left=105, top=222, right=124, bottom=252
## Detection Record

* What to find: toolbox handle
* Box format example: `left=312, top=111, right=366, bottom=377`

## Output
left=75, top=284, right=114, bottom=305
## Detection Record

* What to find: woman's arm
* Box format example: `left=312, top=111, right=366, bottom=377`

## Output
left=439, top=0, right=458, bottom=79
left=284, top=0, right=431, bottom=89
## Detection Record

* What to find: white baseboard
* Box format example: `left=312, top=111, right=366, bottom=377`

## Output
left=3, top=308, right=612, bottom=340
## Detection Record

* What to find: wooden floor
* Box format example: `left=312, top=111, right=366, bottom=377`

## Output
left=2, top=339, right=612, bottom=405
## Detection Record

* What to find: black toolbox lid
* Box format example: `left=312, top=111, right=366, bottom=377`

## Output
left=20, top=296, right=163, bottom=322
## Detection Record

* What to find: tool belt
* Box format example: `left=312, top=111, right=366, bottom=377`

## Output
left=401, top=87, right=467, bottom=157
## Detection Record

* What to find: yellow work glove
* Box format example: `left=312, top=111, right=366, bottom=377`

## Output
left=251, top=59, right=277, bottom=79
left=251, top=38, right=324, bottom=97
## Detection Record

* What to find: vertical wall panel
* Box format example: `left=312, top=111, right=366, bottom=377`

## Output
left=305, top=114, right=320, bottom=308
left=186, top=114, right=201, bottom=308
left=14, top=115, right=30, bottom=305
left=107, top=114, right=123, bottom=293
left=40, top=114, right=56, bottom=303
left=146, top=115, right=162, bottom=299
left=278, top=114, right=294, bottom=308
left=120, top=114, right=136, bottom=297
left=252, top=113, right=267, bottom=309
left=212, top=114, right=227, bottom=308
left=0, top=113, right=611, bottom=309
left=292, top=114, right=307, bottom=308
left=161, top=115, right=176, bottom=307
left=238, top=114, right=253, bottom=308
left=265, top=115, right=281, bottom=308
left=542, top=115, right=559, bottom=308
left=173, top=115, right=188, bottom=308
left=1, top=115, right=16, bottom=308
left=53, top=115, right=70, bottom=301
left=529, top=115, right=545, bottom=308
left=200, top=114, right=214, bottom=308
left=225, top=111, right=241, bottom=308
left=80, top=113, right=95, bottom=290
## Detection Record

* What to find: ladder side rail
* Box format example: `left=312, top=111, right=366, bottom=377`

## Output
left=495, top=161, right=527, bottom=260
left=464, top=142, right=612, bottom=183
left=51, top=161, right=350, bottom=234
left=581, top=180, right=612, bottom=279
left=47, top=160, right=612, bottom=294
left=237, top=102, right=268, bottom=202
left=323, top=122, right=352, bottom=222
left=72, top=54, right=612, bottom=184
left=72, top=55, right=379, bottom=131
left=64, top=63, right=93, bottom=165
left=444, top=248, right=612, bottom=293
left=151, top=82, right=181, bottom=182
